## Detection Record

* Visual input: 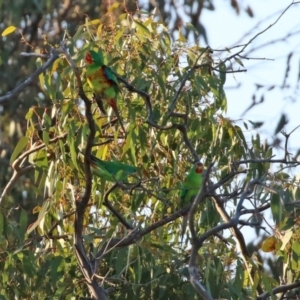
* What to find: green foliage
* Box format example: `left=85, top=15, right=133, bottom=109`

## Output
left=1, top=9, right=300, bottom=300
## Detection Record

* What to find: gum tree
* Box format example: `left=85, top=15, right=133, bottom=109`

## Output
left=1, top=6, right=300, bottom=300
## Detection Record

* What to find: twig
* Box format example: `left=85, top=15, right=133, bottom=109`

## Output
left=282, top=124, right=300, bottom=160
left=114, top=74, right=153, bottom=120
left=173, top=123, right=200, bottom=162
left=221, top=1, right=299, bottom=68
left=48, top=209, right=76, bottom=236
left=20, top=52, right=49, bottom=58
left=103, top=184, right=134, bottom=230
left=0, top=49, right=59, bottom=105
left=0, top=166, right=34, bottom=205
left=239, top=203, right=270, bottom=215
left=94, top=203, right=202, bottom=261
left=0, top=133, right=68, bottom=204
left=167, top=47, right=211, bottom=117
left=114, top=72, right=178, bottom=130
left=257, top=280, right=300, bottom=300
left=188, top=178, right=264, bottom=297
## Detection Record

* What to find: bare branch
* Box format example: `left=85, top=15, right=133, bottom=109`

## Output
left=0, top=165, right=34, bottom=205
left=114, top=73, right=153, bottom=121
left=225, top=1, right=299, bottom=65
left=94, top=203, right=202, bottom=261
left=0, top=49, right=59, bottom=105
left=257, top=280, right=300, bottom=300
left=189, top=266, right=214, bottom=300
left=188, top=178, right=265, bottom=297
left=103, top=184, right=134, bottom=230
left=240, top=203, right=270, bottom=215
left=174, top=123, right=201, bottom=161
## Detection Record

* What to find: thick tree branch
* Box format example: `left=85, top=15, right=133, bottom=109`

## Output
left=94, top=201, right=208, bottom=263
left=60, top=44, right=107, bottom=300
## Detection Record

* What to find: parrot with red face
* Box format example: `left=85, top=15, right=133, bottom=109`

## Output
left=85, top=50, right=126, bottom=133
left=179, top=162, right=204, bottom=242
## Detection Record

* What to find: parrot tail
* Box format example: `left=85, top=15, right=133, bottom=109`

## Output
left=93, top=94, right=107, bottom=115
left=109, top=99, right=126, bottom=134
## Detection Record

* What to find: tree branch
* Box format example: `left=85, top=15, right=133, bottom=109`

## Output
left=103, top=184, right=134, bottom=230
left=0, top=132, right=68, bottom=204
left=257, top=280, right=300, bottom=300
left=0, top=49, right=59, bottom=105
left=60, top=44, right=107, bottom=300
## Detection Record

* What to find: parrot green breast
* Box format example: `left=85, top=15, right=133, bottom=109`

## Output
left=86, top=64, right=119, bottom=100
left=90, top=155, right=137, bottom=183
left=180, top=163, right=203, bottom=206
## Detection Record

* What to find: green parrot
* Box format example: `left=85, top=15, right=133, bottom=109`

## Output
left=89, top=154, right=137, bottom=183
left=179, top=162, right=204, bottom=242
left=85, top=50, right=126, bottom=133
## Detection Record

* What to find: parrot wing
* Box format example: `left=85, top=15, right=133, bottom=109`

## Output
left=90, top=156, right=115, bottom=182
left=90, top=155, right=137, bottom=182
left=103, top=66, right=118, bottom=86
left=179, top=162, right=203, bottom=242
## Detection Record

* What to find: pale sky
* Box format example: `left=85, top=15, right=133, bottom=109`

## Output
left=201, top=1, right=300, bottom=247
left=203, top=0, right=300, bottom=154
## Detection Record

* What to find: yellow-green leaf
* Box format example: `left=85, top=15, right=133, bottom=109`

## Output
left=10, top=136, right=29, bottom=163
left=219, top=62, right=226, bottom=85
left=85, top=19, right=101, bottom=26
left=261, top=236, right=277, bottom=252
left=133, top=20, right=151, bottom=38
left=280, top=229, right=293, bottom=251
left=2, top=25, right=17, bottom=36
left=26, top=199, right=50, bottom=235
left=234, top=57, right=244, bottom=67
left=107, top=2, right=120, bottom=13
left=32, top=206, right=41, bottom=214
left=43, top=131, right=50, bottom=146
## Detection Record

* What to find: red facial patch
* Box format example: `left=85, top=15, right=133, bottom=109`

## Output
left=85, top=52, right=93, bottom=64
left=195, top=163, right=203, bottom=174
left=108, top=99, right=117, bottom=109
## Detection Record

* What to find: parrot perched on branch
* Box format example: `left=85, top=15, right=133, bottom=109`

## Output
left=89, top=154, right=137, bottom=183
left=179, top=162, right=203, bottom=242
left=85, top=50, right=126, bottom=133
